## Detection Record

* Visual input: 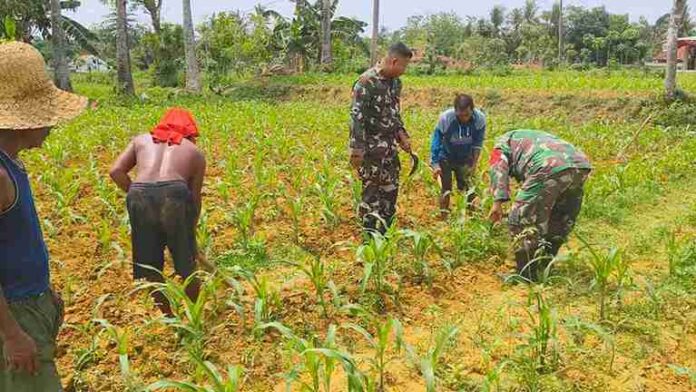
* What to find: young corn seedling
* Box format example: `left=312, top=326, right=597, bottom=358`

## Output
left=314, top=171, right=341, bottom=228
left=257, top=322, right=367, bottom=392
left=357, top=230, right=401, bottom=310
left=288, top=195, right=304, bottom=244
left=134, top=268, right=217, bottom=361
left=404, top=324, right=460, bottom=392
left=230, top=269, right=281, bottom=335
left=401, top=229, right=438, bottom=289
left=523, top=285, right=559, bottom=372
left=286, top=255, right=331, bottom=317
left=341, top=316, right=404, bottom=392
left=148, top=358, right=244, bottom=392
left=577, top=235, right=623, bottom=321
left=94, top=319, right=144, bottom=391
left=228, top=196, right=262, bottom=248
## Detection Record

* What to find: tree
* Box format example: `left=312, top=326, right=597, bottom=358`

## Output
left=0, top=0, right=98, bottom=53
left=49, top=0, right=72, bottom=91
left=133, top=0, right=163, bottom=34
left=320, top=0, right=332, bottom=67
left=665, top=0, right=687, bottom=99
left=116, top=0, right=135, bottom=95
left=182, top=0, right=201, bottom=92
left=490, top=6, right=505, bottom=38
left=371, top=0, right=380, bottom=65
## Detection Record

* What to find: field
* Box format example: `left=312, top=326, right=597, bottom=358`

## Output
left=27, top=69, right=696, bottom=391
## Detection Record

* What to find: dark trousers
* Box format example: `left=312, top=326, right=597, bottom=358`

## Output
left=439, top=160, right=475, bottom=211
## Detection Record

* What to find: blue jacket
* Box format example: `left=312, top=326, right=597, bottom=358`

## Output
left=430, top=108, right=486, bottom=167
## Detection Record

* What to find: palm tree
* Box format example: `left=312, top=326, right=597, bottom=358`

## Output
left=133, top=0, right=163, bottom=34
left=490, top=6, right=505, bottom=38
left=665, top=0, right=687, bottom=99
left=182, top=0, right=201, bottom=92
left=49, top=0, right=72, bottom=91
left=320, top=0, right=332, bottom=67
left=371, top=0, right=379, bottom=65
left=116, top=0, right=135, bottom=95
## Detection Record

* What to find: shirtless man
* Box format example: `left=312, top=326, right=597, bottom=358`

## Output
left=109, top=108, right=206, bottom=315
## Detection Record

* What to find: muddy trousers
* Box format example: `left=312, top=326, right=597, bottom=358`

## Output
left=508, top=168, right=590, bottom=281
left=439, top=161, right=475, bottom=212
left=0, top=291, right=63, bottom=391
left=358, top=155, right=401, bottom=236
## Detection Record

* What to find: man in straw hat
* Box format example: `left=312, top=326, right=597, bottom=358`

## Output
left=110, top=107, right=205, bottom=316
left=0, top=42, right=87, bottom=390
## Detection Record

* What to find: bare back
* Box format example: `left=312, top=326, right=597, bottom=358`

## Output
left=132, top=134, right=202, bottom=184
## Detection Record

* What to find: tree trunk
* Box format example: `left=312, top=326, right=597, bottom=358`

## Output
left=182, top=0, right=201, bottom=92
left=665, top=0, right=686, bottom=99
left=558, top=0, right=563, bottom=63
left=50, top=0, right=72, bottom=91
left=116, top=0, right=135, bottom=96
left=371, top=0, right=380, bottom=66
left=149, top=4, right=161, bottom=34
left=320, top=0, right=332, bottom=68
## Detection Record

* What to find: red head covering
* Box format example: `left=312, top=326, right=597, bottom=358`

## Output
left=151, top=108, right=199, bottom=145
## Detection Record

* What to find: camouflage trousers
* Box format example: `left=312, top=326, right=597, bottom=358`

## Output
left=358, top=154, right=400, bottom=235
left=508, top=168, right=590, bottom=280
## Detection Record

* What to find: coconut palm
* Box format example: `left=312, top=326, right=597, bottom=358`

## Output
left=182, top=0, right=201, bottom=92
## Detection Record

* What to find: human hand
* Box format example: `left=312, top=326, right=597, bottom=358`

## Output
left=432, top=166, right=442, bottom=181
left=350, top=149, right=364, bottom=171
left=488, top=201, right=504, bottom=224
left=397, top=130, right=411, bottom=153
left=3, top=327, right=38, bottom=375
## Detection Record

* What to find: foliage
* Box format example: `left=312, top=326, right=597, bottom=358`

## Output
left=142, top=23, right=184, bottom=87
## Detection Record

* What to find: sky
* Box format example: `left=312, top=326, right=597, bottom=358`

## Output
left=69, top=0, right=690, bottom=31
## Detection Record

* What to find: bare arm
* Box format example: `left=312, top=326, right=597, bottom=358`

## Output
left=0, top=287, right=39, bottom=375
left=109, top=140, right=137, bottom=193
left=0, top=167, right=15, bottom=212
left=189, top=152, right=206, bottom=226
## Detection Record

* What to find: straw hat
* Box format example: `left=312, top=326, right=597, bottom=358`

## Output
left=0, top=41, right=88, bottom=130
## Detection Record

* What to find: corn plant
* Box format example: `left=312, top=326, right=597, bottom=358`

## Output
left=230, top=269, right=281, bottom=334
left=522, top=286, right=559, bottom=372
left=405, top=324, right=460, bottom=392
left=134, top=268, right=217, bottom=360
left=666, top=231, right=696, bottom=277
left=286, top=255, right=331, bottom=317
left=94, top=319, right=143, bottom=391
left=341, top=316, right=404, bottom=392
left=314, top=170, right=340, bottom=228
left=228, top=196, right=262, bottom=248
left=577, top=235, right=624, bottom=321
left=257, top=322, right=366, bottom=392
left=288, top=195, right=304, bottom=244
left=401, top=229, right=438, bottom=289
left=148, top=358, right=244, bottom=392
left=357, top=230, right=401, bottom=310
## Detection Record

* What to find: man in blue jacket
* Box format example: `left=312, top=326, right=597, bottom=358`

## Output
left=430, top=94, right=486, bottom=218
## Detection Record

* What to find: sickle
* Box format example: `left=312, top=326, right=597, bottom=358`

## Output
left=408, top=152, right=420, bottom=177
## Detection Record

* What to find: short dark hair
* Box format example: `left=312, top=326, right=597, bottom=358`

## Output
left=388, top=42, right=413, bottom=59
left=454, top=94, right=475, bottom=111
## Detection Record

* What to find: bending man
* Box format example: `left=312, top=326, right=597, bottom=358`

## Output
left=488, top=130, right=592, bottom=281
left=110, top=108, right=206, bottom=315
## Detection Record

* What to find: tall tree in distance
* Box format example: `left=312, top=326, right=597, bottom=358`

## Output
left=49, top=0, right=72, bottom=91
left=134, top=0, right=163, bottom=34
left=665, top=0, right=686, bottom=99
left=182, top=0, right=201, bottom=92
left=116, top=0, right=135, bottom=95
left=371, top=0, right=379, bottom=65
left=320, top=0, right=332, bottom=68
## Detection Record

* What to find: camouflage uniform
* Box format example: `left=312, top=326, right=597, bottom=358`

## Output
left=350, top=67, right=408, bottom=234
left=489, top=130, right=592, bottom=280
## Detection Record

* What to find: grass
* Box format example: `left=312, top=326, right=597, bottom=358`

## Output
left=41, top=70, right=696, bottom=391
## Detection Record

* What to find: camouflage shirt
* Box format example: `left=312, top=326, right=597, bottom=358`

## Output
left=349, top=67, right=407, bottom=158
left=489, top=130, right=592, bottom=201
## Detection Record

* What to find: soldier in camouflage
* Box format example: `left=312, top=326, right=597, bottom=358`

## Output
left=349, top=43, right=414, bottom=235
left=488, top=130, right=592, bottom=281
